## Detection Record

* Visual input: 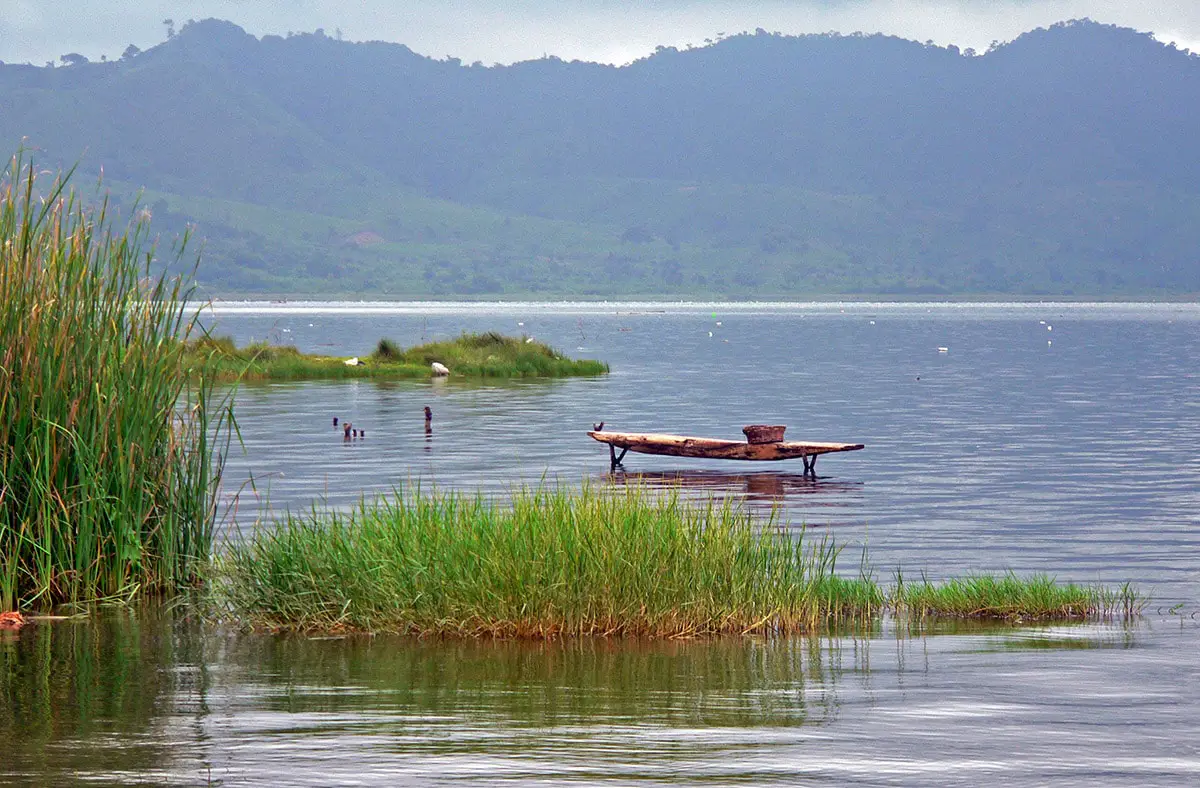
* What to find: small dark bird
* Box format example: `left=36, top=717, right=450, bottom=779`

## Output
left=352, top=429, right=358, bottom=438
left=360, top=429, right=366, bottom=438
left=333, top=416, right=339, bottom=426
left=593, top=421, right=605, bottom=431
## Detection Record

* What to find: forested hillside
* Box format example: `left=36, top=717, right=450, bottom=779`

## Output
left=3, top=18, right=1198, bottom=296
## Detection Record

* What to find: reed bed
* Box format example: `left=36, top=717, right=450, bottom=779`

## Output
left=0, top=154, right=228, bottom=611
left=186, top=331, right=609, bottom=381
left=219, top=487, right=1139, bottom=637
left=220, top=487, right=882, bottom=637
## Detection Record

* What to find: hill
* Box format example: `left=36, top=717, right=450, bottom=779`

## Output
left=3, top=18, right=1198, bottom=297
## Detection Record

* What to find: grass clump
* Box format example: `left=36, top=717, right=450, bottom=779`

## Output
left=374, top=337, right=402, bottom=361
left=894, top=573, right=1142, bottom=622
left=218, top=487, right=1141, bottom=637
left=188, top=331, right=608, bottom=381
left=220, top=487, right=881, bottom=637
left=0, top=153, right=228, bottom=611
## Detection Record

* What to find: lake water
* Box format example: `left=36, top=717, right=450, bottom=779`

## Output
left=3, top=301, right=1198, bottom=786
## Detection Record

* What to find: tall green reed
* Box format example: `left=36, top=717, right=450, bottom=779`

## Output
left=220, top=485, right=883, bottom=637
left=0, top=153, right=230, bottom=610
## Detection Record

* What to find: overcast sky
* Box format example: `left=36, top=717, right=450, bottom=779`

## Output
left=4, top=1, right=1200, bottom=66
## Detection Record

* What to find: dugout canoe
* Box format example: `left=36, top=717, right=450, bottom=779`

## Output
left=588, top=429, right=864, bottom=473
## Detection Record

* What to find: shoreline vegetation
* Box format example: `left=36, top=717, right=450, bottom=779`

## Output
left=184, top=332, right=609, bottom=381
left=1, top=154, right=228, bottom=610
left=219, top=487, right=1142, bottom=637
left=2, top=153, right=1145, bottom=637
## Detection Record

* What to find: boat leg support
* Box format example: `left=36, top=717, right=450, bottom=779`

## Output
left=609, top=445, right=628, bottom=471
left=802, top=454, right=818, bottom=476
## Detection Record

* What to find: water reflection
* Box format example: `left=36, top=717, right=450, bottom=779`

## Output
left=604, top=469, right=863, bottom=511
left=0, top=606, right=210, bottom=786
left=229, top=634, right=851, bottom=729
left=4, top=611, right=1196, bottom=786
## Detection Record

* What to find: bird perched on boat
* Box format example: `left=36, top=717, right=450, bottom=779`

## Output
left=593, top=421, right=605, bottom=431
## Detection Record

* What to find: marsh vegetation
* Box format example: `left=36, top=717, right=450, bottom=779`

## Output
left=185, top=331, right=609, bottom=381
left=0, top=154, right=228, bottom=610
left=219, top=487, right=1140, bottom=637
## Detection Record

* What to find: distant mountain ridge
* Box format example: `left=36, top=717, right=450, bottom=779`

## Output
left=3, top=18, right=1198, bottom=296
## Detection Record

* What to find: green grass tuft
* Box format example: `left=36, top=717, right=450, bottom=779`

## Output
left=892, top=572, right=1142, bottom=622
left=374, top=337, right=402, bottom=361
left=217, top=486, right=1141, bottom=638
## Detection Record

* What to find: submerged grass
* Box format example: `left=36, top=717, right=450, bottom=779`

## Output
left=0, top=153, right=229, bottom=611
left=186, top=330, right=608, bottom=381
left=219, top=487, right=1140, bottom=637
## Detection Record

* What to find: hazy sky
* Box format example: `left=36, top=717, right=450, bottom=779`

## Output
left=4, top=1, right=1200, bottom=66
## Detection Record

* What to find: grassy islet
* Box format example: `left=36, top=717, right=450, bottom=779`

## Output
left=219, top=487, right=1141, bottom=637
left=186, top=331, right=608, bottom=381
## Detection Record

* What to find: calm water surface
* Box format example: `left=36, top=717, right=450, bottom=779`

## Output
left=3, top=301, right=1198, bottom=786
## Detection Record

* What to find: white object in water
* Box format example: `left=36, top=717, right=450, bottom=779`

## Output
left=708, top=331, right=713, bottom=337
left=937, top=347, right=949, bottom=353
left=344, top=357, right=361, bottom=366
left=1047, top=325, right=1053, bottom=331
left=525, top=336, right=534, bottom=343
left=715, top=321, right=722, bottom=326
left=518, top=322, right=524, bottom=326
left=869, top=320, right=875, bottom=325
left=431, top=362, right=450, bottom=376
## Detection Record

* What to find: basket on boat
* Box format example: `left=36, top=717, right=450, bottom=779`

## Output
left=742, top=424, right=786, bottom=444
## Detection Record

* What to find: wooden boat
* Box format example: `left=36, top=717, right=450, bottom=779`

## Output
left=588, top=429, right=864, bottom=474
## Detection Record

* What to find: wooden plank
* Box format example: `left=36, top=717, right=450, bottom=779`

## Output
left=587, top=431, right=864, bottom=461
